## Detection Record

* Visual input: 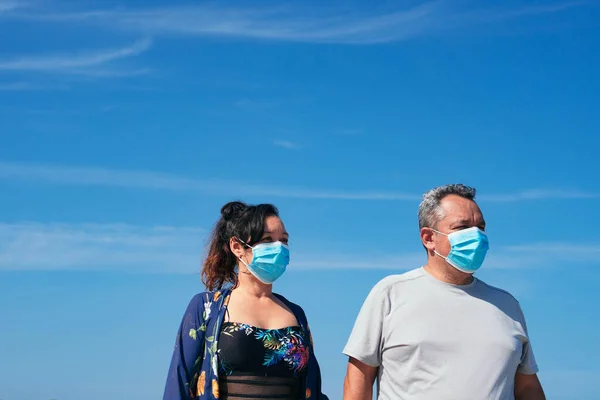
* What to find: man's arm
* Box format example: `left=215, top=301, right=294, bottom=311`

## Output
left=343, top=357, right=378, bottom=400
left=515, top=373, right=545, bottom=400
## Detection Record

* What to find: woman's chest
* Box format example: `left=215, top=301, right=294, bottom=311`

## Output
left=218, top=322, right=310, bottom=377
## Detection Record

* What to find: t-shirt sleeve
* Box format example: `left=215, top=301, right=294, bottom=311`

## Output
left=343, top=280, right=391, bottom=368
left=516, top=303, right=539, bottom=375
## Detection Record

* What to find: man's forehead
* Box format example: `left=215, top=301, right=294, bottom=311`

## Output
left=440, top=194, right=479, bottom=209
left=439, top=195, right=484, bottom=220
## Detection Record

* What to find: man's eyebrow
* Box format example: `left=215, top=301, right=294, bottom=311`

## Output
left=450, top=219, right=486, bottom=226
left=450, top=219, right=472, bottom=225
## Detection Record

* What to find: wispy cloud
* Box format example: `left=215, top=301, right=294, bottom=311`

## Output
left=0, top=1, right=23, bottom=13
left=0, top=160, right=598, bottom=202
left=0, top=160, right=420, bottom=200
left=478, top=189, right=600, bottom=201
left=7, top=1, right=592, bottom=45
left=491, top=1, right=590, bottom=18
left=0, top=222, right=205, bottom=273
left=0, top=38, right=151, bottom=75
left=293, top=253, right=424, bottom=270
left=2, top=222, right=599, bottom=273
left=0, top=222, right=418, bottom=272
left=0, top=81, right=69, bottom=91
left=273, top=140, right=303, bottom=150
left=299, top=242, right=600, bottom=270
left=0, top=221, right=413, bottom=272
left=504, top=242, right=600, bottom=255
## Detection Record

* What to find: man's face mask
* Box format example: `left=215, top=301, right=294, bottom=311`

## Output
left=431, top=227, right=490, bottom=274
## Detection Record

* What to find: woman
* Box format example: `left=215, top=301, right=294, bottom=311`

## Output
left=163, top=201, right=328, bottom=400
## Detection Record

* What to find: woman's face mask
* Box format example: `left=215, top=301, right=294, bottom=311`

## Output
left=237, top=238, right=290, bottom=284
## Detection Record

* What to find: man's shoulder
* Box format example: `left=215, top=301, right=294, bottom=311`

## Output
left=371, top=267, right=427, bottom=294
left=476, top=279, right=521, bottom=305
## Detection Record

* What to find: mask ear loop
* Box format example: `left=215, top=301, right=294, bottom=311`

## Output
left=430, top=228, right=448, bottom=237
left=232, top=236, right=253, bottom=273
left=235, top=237, right=252, bottom=248
left=429, top=228, right=449, bottom=260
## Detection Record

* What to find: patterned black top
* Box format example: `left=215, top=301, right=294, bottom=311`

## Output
left=218, top=322, right=310, bottom=399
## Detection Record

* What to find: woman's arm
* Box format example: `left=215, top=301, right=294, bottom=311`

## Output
left=163, top=294, right=207, bottom=400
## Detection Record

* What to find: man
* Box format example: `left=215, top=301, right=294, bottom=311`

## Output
left=343, top=184, right=545, bottom=400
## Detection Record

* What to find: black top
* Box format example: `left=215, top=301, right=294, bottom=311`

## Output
left=218, top=322, right=309, bottom=399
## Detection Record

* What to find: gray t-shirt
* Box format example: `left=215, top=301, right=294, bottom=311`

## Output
left=343, top=267, right=538, bottom=400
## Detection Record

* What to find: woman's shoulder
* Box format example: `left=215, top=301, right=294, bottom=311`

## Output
left=274, top=292, right=307, bottom=319
left=187, top=288, right=232, bottom=307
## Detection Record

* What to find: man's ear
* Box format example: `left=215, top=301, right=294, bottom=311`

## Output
left=420, top=227, right=436, bottom=251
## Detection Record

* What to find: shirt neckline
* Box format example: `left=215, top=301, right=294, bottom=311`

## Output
left=419, top=266, right=479, bottom=290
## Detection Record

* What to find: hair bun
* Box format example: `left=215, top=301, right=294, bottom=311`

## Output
left=221, top=201, right=248, bottom=221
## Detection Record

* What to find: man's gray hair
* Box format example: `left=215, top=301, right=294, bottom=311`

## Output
left=418, top=184, right=477, bottom=229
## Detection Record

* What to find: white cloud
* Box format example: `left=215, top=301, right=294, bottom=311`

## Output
left=273, top=140, right=303, bottom=150
left=0, top=221, right=415, bottom=272
left=491, top=1, right=591, bottom=18
left=65, top=67, right=152, bottom=78
left=0, top=81, right=69, bottom=90
left=6, top=2, right=591, bottom=45
left=292, top=253, right=424, bottom=270
left=479, top=189, right=600, bottom=201
left=0, top=38, right=151, bottom=75
left=0, top=222, right=205, bottom=273
left=1, top=160, right=599, bottom=202
left=1, top=222, right=598, bottom=273
left=482, top=242, right=600, bottom=269
left=0, top=1, right=23, bottom=13
left=504, top=242, right=600, bottom=255
left=0, top=160, right=421, bottom=200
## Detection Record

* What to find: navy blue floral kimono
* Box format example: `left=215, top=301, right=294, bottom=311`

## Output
left=163, top=289, right=328, bottom=400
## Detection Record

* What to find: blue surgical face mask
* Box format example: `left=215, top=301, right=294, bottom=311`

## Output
left=237, top=239, right=290, bottom=284
left=432, top=227, right=489, bottom=274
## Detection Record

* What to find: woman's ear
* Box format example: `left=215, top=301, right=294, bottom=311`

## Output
left=229, top=237, right=245, bottom=260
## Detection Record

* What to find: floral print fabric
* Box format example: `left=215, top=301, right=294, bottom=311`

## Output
left=219, top=322, right=310, bottom=376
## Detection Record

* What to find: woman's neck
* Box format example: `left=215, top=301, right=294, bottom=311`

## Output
left=234, top=270, right=273, bottom=298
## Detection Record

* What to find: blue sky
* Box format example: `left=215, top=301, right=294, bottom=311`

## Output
left=1, top=0, right=599, bottom=399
